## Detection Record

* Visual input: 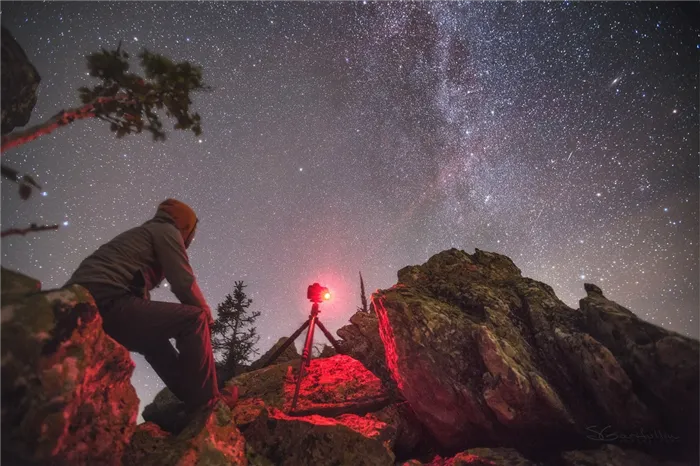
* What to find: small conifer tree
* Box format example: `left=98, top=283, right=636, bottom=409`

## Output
left=210, top=281, right=261, bottom=375
left=357, top=271, right=370, bottom=313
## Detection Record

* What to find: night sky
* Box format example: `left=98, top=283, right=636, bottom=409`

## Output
left=2, top=2, right=698, bottom=420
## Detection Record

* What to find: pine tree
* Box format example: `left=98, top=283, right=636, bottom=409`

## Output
left=1, top=38, right=209, bottom=238
left=210, top=281, right=261, bottom=376
left=358, top=271, right=370, bottom=313
left=1, top=42, right=209, bottom=154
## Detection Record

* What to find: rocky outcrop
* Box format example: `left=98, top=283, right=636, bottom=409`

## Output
left=243, top=408, right=395, bottom=466
left=1, top=267, right=138, bottom=465
left=3, top=246, right=698, bottom=465
left=337, top=310, right=394, bottom=389
left=372, top=248, right=699, bottom=462
left=1, top=27, right=41, bottom=135
left=580, top=284, right=699, bottom=437
left=123, top=403, right=247, bottom=465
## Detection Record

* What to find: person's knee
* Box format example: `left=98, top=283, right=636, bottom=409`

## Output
left=182, top=304, right=208, bottom=326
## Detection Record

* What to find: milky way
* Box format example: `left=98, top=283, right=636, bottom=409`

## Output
left=2, top=2, right=698, bottom=420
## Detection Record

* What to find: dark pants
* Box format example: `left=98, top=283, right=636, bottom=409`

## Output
left=83, top=284, right=219, bottom=410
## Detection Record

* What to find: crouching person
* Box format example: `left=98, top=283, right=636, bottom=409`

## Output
left=65, top=198, right=237, bottom=416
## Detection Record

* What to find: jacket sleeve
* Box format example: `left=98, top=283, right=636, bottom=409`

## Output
left=152, top=223, right=212, bottom=318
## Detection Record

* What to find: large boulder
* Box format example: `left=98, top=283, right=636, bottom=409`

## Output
left=372, top=248, right=699, bottom=461
left=1, top=27, right=41, bottom=135
left=1, top=268, right=138, bottom=465
left=580, top=284, right=699, bottom=438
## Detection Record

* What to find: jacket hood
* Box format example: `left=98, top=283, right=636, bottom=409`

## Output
left=154, top=199, right=198, bottom=246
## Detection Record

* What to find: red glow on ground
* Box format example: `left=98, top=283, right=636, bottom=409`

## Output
left=281, top=354, right=385, bottom=413
left=268, top=408, right=390, bottom=442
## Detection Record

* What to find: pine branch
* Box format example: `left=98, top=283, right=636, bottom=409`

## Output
left=1, top=224, right=60, bottom=238
left=1, top=95, right=135, bottom=154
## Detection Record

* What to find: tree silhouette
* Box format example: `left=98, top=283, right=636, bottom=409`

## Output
left=357, top=271, right=370, bottom=313
left=210, top=281, right=261, bottom=377
left=0, top=41, right=209, bottom=237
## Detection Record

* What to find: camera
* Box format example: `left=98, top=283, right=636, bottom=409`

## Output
left=307, top=283, right=331, bottom=303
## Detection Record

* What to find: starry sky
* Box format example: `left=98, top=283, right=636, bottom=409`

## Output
left=2, top=2, right=698, bottom=420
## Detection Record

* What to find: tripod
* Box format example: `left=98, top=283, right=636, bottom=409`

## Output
left=260, top=300, right=344, bottom=413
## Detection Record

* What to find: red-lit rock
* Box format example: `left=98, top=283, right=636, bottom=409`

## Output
left=229, top=354, right=392, bottom=417
left=124, top=402, right=247, bottom=465
left=337, top=310, right=395, bottom=390
left=243, top=407, right=395, bottom=465
left=1, top=268, right=138, bottom=465
left=403, top=447, right=533, bottom=465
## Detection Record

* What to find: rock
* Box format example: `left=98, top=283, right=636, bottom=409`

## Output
left=463, top=447, right=535, bottom=465
left=1, top=266, right=41, bottom=300
left=373, top=402, right=426, bottom=459
left=232, top=354, right=393, bottom=417
left=552, top=327, right=653, bottom=428
left=243, top=408, right=395, bottom=466
left=580, top=285, right=699, bottom=447
left=337, top=310, right=395, bottom=391
left=374, top=249, right=577, bottom=452
left=229, top=354, right=406, bottom=464
left=559, top=444, right=690, bottom=466
left=3, top=252, right=698, bottom=466
left=583, top=282, right=604, bottom=297
left=141, top=386, right=188, bottom=434
left=124, top=402, right=247, bottom=465
left=402, top=447, right=534, bottom=465
left=372, top=248, right=699, bottom=461
left=1, top=27, right=41, bottom=135
left=1, top=269, right=138, bottom=465
left=145, top=353, right=395, bottom=434
left=121, top=422, right=170, bottom=465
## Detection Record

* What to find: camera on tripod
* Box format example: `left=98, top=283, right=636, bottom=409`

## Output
left=261, top=282, right=341, bottom=413
left=307, top=282, right=331, bottom=303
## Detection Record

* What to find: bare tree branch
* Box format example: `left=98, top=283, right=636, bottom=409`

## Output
left=1, top=224, right=60, bottom=238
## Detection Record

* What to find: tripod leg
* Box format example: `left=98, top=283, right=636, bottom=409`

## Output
left=291, top=315, right=317, bottom=412
left=260, top=319, right=309, bottom=369
left=315, top=319, right=344, bottom=355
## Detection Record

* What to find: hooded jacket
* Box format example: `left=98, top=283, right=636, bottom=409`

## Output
left=65, top=201, right=211, bottom=318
